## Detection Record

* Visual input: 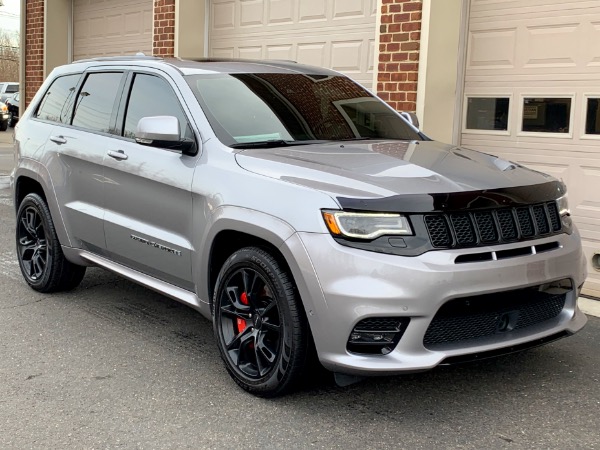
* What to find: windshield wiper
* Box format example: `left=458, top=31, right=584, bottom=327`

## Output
left=230, top=139, right=322, bottom=149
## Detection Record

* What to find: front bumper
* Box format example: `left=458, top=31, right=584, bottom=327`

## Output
left=284, top=229, right=587, bottom=376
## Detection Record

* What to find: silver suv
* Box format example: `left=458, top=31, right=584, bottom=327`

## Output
left=12, top=57, right=587, bottom=396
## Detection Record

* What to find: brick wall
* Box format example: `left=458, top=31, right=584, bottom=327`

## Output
left=377, top=0, right=422, bottom=112
left=25, top=0, right=45, bottom=108
left=153, top=0, right=175, bottom=57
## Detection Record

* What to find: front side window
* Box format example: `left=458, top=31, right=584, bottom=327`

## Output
left=72, top=72, right=123, bottom=133
left=185, top=73, right=422, bottom=147
left=123, top=73, right=191, bottom=140
left=35, top=74, right=81, bottom=124
left=521, top=97, right=571, bottom=134
left=465, top=97, right=509, bottom=131
left=585, top=98, right=600, bottom=135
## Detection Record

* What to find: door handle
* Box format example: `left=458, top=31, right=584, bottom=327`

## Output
left=49, top=135, right=67, bottom=145
left=107, top=150, right=128, bottom=161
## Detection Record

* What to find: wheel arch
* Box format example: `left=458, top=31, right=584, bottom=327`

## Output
left=14, top=175, right=47, bottom=211
left=201, top=208, right=296, bottom=304
left=14, top=168, right=72, bottom=248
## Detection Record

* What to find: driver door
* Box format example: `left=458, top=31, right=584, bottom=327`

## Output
left=102, top=71, right=198, bottom=289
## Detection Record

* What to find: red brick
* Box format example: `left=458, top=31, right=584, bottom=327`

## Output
left=391, top=72, right=408, bottom=82
left=392, top=52, right=408, bottom=61
left=402, top=21, right=421, bottom=32
left=403, top=2, right=422, bottom=12
left=392, top=33, right=410, bottom=42
left=401, top=41, right=419, bottom=51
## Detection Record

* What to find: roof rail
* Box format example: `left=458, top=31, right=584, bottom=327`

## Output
left=173, top=57, right=298, bottom=64
left=72, top=54, right=163, bottom=64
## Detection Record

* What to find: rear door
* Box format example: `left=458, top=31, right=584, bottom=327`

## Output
left=102, top=70, right=197, bottom=289
left=47, top=71, right=126, bottom=252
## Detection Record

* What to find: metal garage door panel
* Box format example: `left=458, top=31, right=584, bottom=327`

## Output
left=209, top=0, right=377, bottom=89
left=73, top=0, right=153, bottom=60
left=461, top=0, right=600, bottom=297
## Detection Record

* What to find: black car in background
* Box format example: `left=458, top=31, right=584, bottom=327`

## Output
left=5, top=92, right=19, bottom=127
left=0, top=101, right=9, bottom=131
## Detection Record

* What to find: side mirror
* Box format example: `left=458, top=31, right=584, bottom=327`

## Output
left=136, top=116, right=180, bottom=142
left=135, top=116, right=197, bottom=155
left=400, top=111, right=420, bottom=129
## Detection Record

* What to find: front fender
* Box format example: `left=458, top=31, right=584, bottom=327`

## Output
left=195, top=205, right=297, bottom=303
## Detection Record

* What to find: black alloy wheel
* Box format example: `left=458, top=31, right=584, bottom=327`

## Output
left=213, top=247, right=309, bottom=397
left=17, top=204, right=48, bottom=282
left=16, top=193, right=86, bottom=292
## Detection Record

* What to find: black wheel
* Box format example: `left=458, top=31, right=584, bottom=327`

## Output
left=9, top=112, right=16, bottom=127
left=0, top=120, right=7, bottom=131
left=16, top=193, right=86, bottom=292
left=213, top=247, right=309, bottom=397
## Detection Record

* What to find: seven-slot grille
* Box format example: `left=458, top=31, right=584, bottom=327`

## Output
left=424, top=202, right=561, bottom=248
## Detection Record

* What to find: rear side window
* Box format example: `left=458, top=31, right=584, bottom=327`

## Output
left=35, top=74, right=80, bottom=123
left=6, top=84, right=18, bottom=93
left=72, top=72, right=123, bottom=133
left=123, top=73, right=191, bottom=140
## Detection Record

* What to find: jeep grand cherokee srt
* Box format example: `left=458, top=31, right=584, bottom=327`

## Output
left=11, top=57, right=587, bottom=396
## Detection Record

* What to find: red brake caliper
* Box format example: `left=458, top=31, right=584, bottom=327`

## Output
left=236, top=292, right=249, bottom=333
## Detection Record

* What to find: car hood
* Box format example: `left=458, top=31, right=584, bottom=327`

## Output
left=234, top=140, right=555, bottom=201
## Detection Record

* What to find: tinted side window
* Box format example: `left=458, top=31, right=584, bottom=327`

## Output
left=6, top=84, right=18, bottom=93
left=72, top=72, right=123, bottom=133
left=124, top=74, right=191, bottom=140
left=35, top=74, right=80, bottom=123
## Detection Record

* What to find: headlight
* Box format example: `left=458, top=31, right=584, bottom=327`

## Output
left=322, top=210, right=412, bottom=239
left=557, top=193, right=570, bottom=216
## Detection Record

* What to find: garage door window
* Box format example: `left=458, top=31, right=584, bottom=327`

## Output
left=585, top=98, right=600, bottom=135
left=465, top=97, right=509, bottom=132
left=521, top=98, right=572, bottom=134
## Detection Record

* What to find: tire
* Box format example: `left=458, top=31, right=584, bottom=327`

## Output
left=213, top=247, right=309, bottom=397
left=9, top=112, right=16, bottom=128
left=16, top=193, right=86, bottom=292
left=0, top=120, right=7, bottom=131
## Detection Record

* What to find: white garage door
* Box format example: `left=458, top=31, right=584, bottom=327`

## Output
left=209, top=0, right=377, bottom=89
left=461, top=0, right=600, bottom=297
left=73, top=0, right=153, bottom=61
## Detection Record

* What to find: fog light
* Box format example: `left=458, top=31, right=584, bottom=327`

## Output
left=347, top=317, right=410, bottom=355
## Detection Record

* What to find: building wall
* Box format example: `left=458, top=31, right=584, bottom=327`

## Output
left=153, top=0, right=175, bottom=57
left=24, top=0, right=44, bottom=106
left=376, top=0, right=422, bottom=113
left=23, top=0, right=427, bottom=114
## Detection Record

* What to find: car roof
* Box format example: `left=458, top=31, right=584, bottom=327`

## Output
left=66, top=55, right=339, bottom=77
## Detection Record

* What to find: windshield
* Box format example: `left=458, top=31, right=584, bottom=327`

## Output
left=6, top=84, right=18, bottom=93
left=185, top=73, right=422, bottom=147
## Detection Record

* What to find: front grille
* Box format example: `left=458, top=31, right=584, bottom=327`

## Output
left=423, top=285, right=568, bottom=348
left=425, top=215, right=451, bottom=247
left=424, top=202, right=561, bottom=249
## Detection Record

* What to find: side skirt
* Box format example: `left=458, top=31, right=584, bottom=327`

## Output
left=64, top=247, right=212, bottom=320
